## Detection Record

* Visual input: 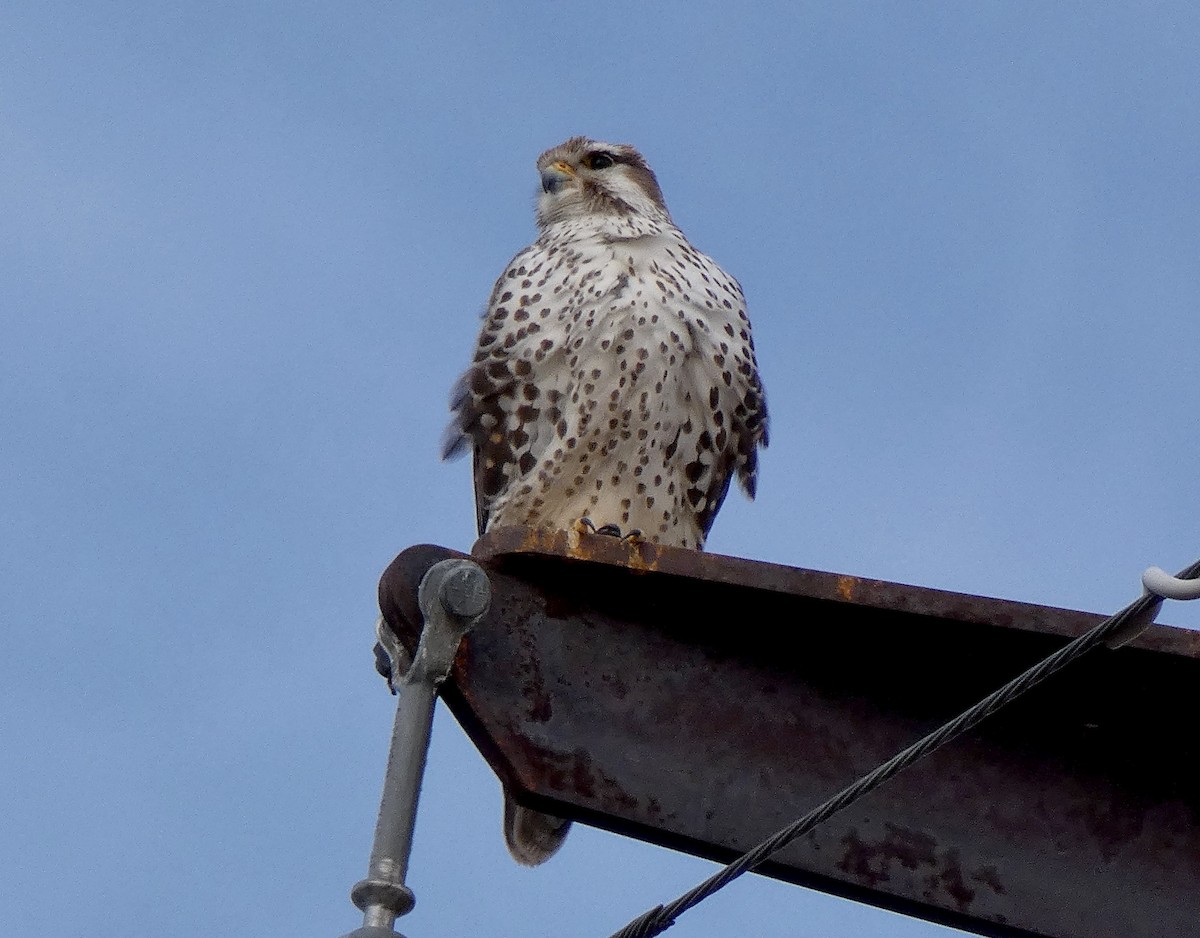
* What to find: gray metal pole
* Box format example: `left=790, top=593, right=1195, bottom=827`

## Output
left=340, top=559, right=491, bottom=938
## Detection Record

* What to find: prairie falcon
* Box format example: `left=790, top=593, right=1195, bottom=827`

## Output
left=443, top=136, right=768, bottom=864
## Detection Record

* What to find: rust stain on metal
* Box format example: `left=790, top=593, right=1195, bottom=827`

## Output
left=838, top=823, right=937, bottom=888
left=523, top=526, right=556, bottom=553
left=506, top=737, right=640, bottom=814
left=624, top=538, right=662, bottom=573
left=563, top=530, right=662, bottom=573
left=972, top=865, right=1006, bottom=896
left=478, top=525, right=666, bottom=574
left=519, top=646, right=553, bottom=724
left=1075, top=791, right=1147, bottom=862
left=837, top=575, right=858, bottom=602
left=838, top=826, right=990, bottom=914
left=927, top=848, right=977, bottom=912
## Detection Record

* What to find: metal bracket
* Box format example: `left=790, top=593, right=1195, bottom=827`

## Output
left=340, top=559, right=491, bottom=938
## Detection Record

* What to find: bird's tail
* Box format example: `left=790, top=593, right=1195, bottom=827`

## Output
left=503, top=788, right=571, bottom=866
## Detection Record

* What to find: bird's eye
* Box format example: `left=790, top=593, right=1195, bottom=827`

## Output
left=587, top=152, right=615, bottom=170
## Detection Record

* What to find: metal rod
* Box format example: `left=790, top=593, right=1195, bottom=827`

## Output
left=352, top=678, right=434, bottom=929
left=341, top=559, right=491, bottom=938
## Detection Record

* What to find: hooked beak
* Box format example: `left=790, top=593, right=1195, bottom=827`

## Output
left=540, top=160, right=575, bottom=194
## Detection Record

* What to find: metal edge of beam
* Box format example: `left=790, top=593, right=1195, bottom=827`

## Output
left=473, top=527, right=1200, bottom=656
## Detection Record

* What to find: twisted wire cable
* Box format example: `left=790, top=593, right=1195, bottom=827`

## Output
left=608, top=559, right=1200, bottom=938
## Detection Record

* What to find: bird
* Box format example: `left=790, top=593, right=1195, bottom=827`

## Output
left=442, top=136, right=768, bottom=865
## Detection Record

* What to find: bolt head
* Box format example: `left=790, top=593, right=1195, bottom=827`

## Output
left=440, top=565, right=491, bottom=619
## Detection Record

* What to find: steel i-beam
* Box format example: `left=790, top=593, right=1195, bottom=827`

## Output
left=377, top=528, right=1200, bottom=938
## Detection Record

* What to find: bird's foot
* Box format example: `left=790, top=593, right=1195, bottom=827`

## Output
left=575, top=518, right=643, bottom=542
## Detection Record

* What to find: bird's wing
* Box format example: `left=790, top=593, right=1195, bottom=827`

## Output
left=678, top=270, right=768, bottom=540
left=443, top=246, right=572, bottom=535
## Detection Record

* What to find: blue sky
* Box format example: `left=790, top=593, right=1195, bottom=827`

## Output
left=2, top=3, right=1197, bottom=936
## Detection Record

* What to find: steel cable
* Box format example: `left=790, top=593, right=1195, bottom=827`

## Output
left=608, top=559, right=1200, bottom=938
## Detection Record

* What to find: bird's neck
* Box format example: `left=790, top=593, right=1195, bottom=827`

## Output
left=538, top=211, right=677, bottom=247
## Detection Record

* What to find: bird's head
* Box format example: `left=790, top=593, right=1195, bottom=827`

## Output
left=534, top=137, right=669, bottom=228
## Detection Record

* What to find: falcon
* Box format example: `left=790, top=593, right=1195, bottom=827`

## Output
left=442, top=136, right=768, bottom=864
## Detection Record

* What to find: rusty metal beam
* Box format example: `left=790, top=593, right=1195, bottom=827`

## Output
left=377, top=528, right=1200, bottom=938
